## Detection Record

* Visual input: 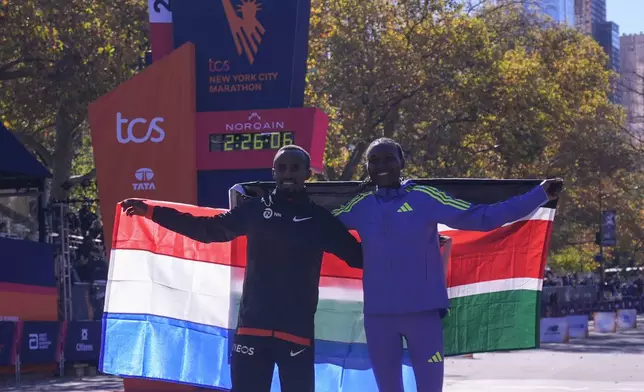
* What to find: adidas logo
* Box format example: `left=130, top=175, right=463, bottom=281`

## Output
left=397, top=202, right=413, bottom=213
left=428, top=351, right=443, bottom=363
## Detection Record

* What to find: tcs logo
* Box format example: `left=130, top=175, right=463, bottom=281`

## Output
left=209, top=59, right=231, bottom=72
left=116, top=112, right=166, bottom=144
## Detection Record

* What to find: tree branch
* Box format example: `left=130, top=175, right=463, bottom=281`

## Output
left=67, top=168, right=96, bottom=185
left=9, top=131, right=54, bottom=168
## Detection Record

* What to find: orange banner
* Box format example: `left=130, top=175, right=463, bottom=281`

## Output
left=88, top=43, right=197, bottom=252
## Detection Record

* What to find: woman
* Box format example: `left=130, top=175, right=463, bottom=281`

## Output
left=332, top=138, right=563, bottom=392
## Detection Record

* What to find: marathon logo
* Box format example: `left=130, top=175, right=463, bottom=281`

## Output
left=233, top=344, right=255, bottom=356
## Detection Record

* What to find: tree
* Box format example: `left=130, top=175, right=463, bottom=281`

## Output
left=548, top=244, right=598, bottom=273
left=0, top=0, right=148, bottom=201
left=306, top=0, right=644, bottom=266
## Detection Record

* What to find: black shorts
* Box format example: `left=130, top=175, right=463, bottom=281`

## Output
left=230, top=334, right=314, bottom=392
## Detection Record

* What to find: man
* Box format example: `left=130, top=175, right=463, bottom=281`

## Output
left=122, top=145, right=363, bottom=392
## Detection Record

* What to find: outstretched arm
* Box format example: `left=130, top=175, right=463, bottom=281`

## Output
left=414, top=179, right=562, bottom=232
left=122, top=199, right=249, bottom=243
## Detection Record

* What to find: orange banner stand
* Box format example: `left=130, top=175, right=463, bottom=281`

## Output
left=88, top=43, right=197, bottom=392
left=89, top=43, right=197, bottom=255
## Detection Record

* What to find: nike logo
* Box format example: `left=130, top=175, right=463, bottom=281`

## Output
left=293, top=216, right=312, bottom=222
left=290, top=348, right=306, bottom=357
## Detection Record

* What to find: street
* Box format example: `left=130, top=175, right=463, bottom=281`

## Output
left=2, top=317, right=643, bottom=392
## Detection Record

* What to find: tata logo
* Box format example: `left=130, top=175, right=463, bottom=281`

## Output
left=547, top=325, right=559, bottom=333
left=133, top=168, right=156, bottom=191
left=225, top=113, right=284, bottom=132
left=222, top=0, right=265, bottom=65
left=116, top=112, right=165, bottom=144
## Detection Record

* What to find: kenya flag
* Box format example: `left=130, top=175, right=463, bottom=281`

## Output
left=440, top=205, right=553, bottom=355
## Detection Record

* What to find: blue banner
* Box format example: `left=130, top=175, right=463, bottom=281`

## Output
left=172, top=0, right=311, bottom=112
left=601, top=210, right=617, bottom=246
left=0, top=322, right=16, bottom=365
left=0, top=237, right=55, bottom=287
left=20, top=321, right=60, bottom=364
left=64, top=321, right=102, bottom=362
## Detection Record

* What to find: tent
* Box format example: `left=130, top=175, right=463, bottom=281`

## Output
left=0, top=121, right=51, bottom=242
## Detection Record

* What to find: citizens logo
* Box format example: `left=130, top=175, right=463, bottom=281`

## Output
left=116, top=112, right=166, bottom=144
left=222, top=0, right=265, bottom=65
left=133, top=168, right=156, bottom=191
left=76, top=328, right=94, bottom=352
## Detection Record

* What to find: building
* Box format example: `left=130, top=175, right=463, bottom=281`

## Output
left=535, top=0, right=575, bottom=26
left=595, top=21, right=622, bottom=103
left=573, top=0, right=622, bottom=103
left=574, top=0, right=606, bottom=35
left=620, top=34, right=644, bottom=139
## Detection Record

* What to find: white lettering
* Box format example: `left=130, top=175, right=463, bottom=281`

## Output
left=116, top=112, right=166, bottom=144
left=224, top=121, right=285, bottom=132
left=233, top=344, right=255, bottom=356
left=132, top=183, right=156, bottom=191
left=76, top=343, right=94, bottom=352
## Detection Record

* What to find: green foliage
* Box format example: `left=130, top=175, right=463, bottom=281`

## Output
left=548, top=245, right=598, bottom=273
left=1, top=0, right=642, bottom=266
left=306, top=0, right=644, bottom=267
left=0, top=0, right=148, bottom=200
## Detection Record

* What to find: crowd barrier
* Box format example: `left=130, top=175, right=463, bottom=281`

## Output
left=540, top=304, right=639, bottom=344
left=542, top=297, right=644, bottom=318
left=0, top=320, right=101, bottom=382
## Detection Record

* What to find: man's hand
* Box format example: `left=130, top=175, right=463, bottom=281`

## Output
left=122, top=199, right=149, bottom=217
left=439, top=235, right=452, bottom=248
left=541, top=178, right=564, bottom=201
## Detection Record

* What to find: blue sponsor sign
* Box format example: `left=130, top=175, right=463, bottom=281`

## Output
left=0, top=322, right=16, bottom=365
left=64, top=321, right=102, bottom=362
left=172, top=0, right=311, bottom=112
left=20, top=321, right=60, bottom=364
left=601, top=210, right=617, bottom=246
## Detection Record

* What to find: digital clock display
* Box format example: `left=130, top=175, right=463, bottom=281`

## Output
left=209, top=132, right=295, bottom=152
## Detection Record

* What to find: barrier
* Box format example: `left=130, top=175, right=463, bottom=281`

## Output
left=542, top=297, right=644, bottom=318
left=63, top=321, right=101, bottom=362
left=593, top=312, right=617, bottom=333
left=18, top=321, right=62, bottom=365
left=540, top=317, right=569, bottom=343
left=616, top=309, right=637, bottom=329
left=0, top=321, right=18, bottom=383
left=565, top=314, right=589, bottom=338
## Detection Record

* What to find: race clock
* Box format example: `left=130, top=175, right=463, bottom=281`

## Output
left=196, top=108, right=328, bottom=171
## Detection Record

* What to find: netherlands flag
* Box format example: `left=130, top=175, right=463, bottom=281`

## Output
left=100, top=180, right=556, bottom=391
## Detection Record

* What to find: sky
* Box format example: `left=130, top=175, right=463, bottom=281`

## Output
left=607, top=0, right=644, bottom=35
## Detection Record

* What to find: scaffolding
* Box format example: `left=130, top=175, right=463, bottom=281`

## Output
left=47, top=202, right=73, bottom=321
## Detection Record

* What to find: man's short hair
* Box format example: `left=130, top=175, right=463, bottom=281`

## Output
left=274, top=145, right=311, bottom=170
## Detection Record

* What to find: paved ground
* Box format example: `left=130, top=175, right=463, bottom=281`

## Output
left=2, top=316, right=643, bottom=391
